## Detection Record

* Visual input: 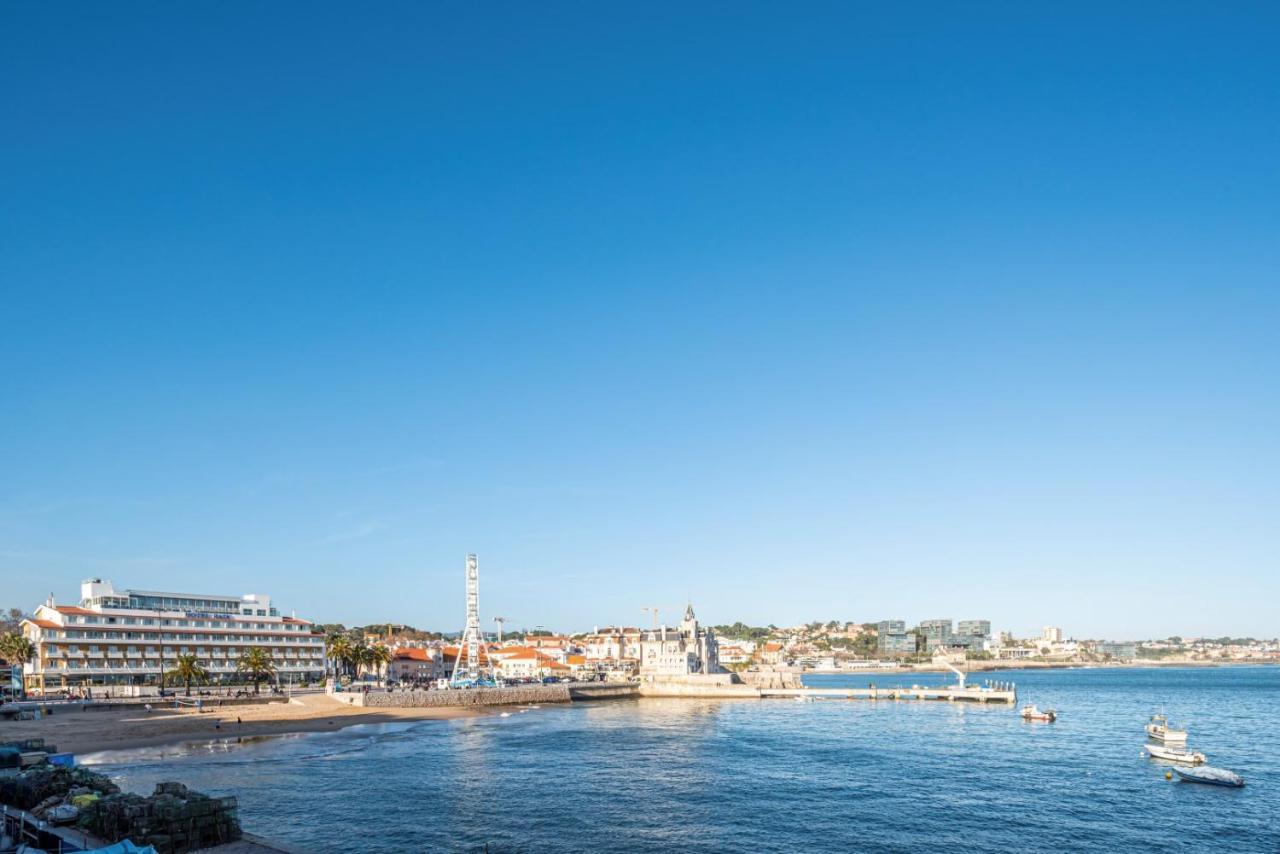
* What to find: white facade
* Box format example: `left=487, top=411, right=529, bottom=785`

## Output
left=638, top=604, right=721, bottom=678
left=20, top=579, right=325, bottom=693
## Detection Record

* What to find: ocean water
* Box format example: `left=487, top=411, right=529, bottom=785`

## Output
left=85, top=667, right=1279, bottom=853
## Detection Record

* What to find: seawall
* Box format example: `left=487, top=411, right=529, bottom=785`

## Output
left=342, top=685, right=573, bottom=708
left=638, top=683, right=761, bottom=698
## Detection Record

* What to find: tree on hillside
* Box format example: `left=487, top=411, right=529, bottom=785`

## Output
left=849, top=634, right=878, bottom=658
left=1, top=609, right=27, bottom=634
left=0, top=633, right=35, bottom=665
left=711, top=622, right=772, bottom=641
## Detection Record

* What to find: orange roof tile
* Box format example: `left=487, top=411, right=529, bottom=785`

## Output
left=392, top=648, right=433, bottom=661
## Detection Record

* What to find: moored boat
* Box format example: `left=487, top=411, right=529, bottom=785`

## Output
left=1173, top=766, right=1244, bottom=787
left=1145, top=743, right=1207, bottom=765
left=1145, top=714, right=1187, bottom=744
left=1020, top=704, right=1056, bottom=722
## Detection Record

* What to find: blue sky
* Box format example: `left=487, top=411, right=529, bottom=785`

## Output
left=2, top=4, right=1277, bottom=639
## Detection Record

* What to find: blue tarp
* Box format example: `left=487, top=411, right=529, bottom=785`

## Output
left=82, top=841, right=158, bottom=854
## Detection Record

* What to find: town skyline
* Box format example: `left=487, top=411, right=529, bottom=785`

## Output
left=5, top=572, right=1273, bottom=645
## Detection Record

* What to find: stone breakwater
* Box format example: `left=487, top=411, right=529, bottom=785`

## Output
left=358, top=685, right=573, bottom=708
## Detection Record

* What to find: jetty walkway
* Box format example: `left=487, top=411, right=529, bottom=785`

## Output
left=760, top=684, right=1017, bottom=704
left=327, top=679, right=1016, bottom=707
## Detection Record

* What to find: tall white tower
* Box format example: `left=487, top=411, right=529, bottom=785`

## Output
left=452, top=553, right=485, bottom=684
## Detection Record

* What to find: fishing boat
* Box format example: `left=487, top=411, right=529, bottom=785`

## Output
left=1146, top=714, right=1188, bottom=744
left=1145, top=743, right=1207, bottom=765
left=1173, top=766, right=1244, bottom=787
left=1020, top=704, right=1056, bottom=722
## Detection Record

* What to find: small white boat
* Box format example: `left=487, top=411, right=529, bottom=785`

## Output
left=47, top=804, right=80, bottom=824
left=1146, top=714, right=1188, bottom=744
left=1020, top=704, right=1057, bottom=722
left=1145, top=743, right=1207, bottom=765
left=1174, top=766, right=1244, bottom=787
left=499, top=712, right=512, bottom=717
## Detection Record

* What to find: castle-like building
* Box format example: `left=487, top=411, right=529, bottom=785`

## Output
left=638, top=603, right=721, bottom=678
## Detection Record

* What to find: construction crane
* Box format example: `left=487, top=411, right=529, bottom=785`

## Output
left=493, top=616, right=508, bottom=644
left=933, top=647, right=967, bottom=689
left=641, top=606, right=659, bottom=631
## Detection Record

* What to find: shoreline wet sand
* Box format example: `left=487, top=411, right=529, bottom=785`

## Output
left=1, top=693, right=484, bottom=755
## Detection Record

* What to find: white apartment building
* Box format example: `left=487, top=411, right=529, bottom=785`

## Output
left=490, top=647, right=570, bottom=680
left=20, top=579, right=325, bottom=694
left=578, top=628, right=643, bottom=663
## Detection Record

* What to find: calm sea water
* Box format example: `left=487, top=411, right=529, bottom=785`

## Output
left=85, top=667, right=1279, bottom=853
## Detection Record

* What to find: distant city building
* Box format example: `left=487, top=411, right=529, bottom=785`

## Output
left=20, top=578, right=324, bottom=694
left=1042, top=626, right=1063, bottom=644
left=490, top=646, right=570, bottom=680
left=877, top=630, right=915, bottom=657
left=638, top=604, right=721, bottom=678
left=876, top=620, right=906, bottom=635
left=952, top=620, right=992, bottom=651
left=1097, top=641, right=1136, bottom=660
left=388, top=647, right=441, bottom=683
left=956, top=620, right=991, bottom=639
left=578, top=627, right=643, bottom=666
left=918, top=618, right=953, bottom=650
left=757, top=642, right=784, bottom=665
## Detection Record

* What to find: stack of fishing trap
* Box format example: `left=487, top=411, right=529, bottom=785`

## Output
left=77, top=781, right=242, bottom=854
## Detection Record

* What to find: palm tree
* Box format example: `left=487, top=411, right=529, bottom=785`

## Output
left=236, top=647, right=277, bottom=694
left=325, top=633, right=353, bottom=678
left=358, top=644, right=392, bottom=682
left=165, top=654, right=209, bottom=697
left=348, top=640, right=368, bottom=677
left=0, top=633, right=35, bottom=666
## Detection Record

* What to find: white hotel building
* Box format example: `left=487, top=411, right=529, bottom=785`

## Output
left=20, top=579, right=326, bottom=694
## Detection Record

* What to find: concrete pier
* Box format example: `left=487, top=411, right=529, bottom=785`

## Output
left=326, top=679, right=1014, bottom=707
left=761, top=684, right=1017, bottom=704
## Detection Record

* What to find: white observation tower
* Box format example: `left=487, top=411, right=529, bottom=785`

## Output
left=451, top=553, right=490, bottom=685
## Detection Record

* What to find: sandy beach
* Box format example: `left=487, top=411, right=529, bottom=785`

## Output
left=0, top=694, right=482, bottom=755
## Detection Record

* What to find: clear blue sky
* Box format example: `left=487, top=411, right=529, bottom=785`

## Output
left=3, top=4, right=1277, bottom=640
